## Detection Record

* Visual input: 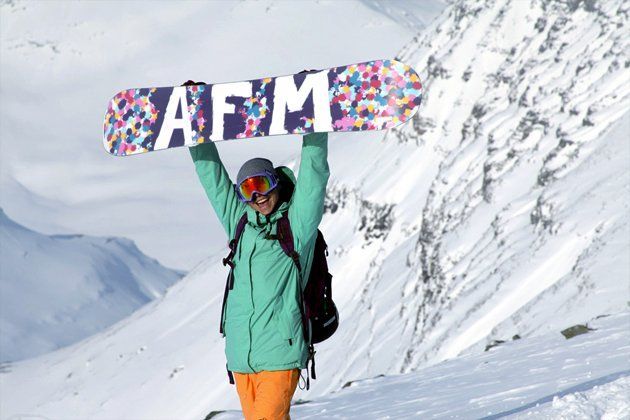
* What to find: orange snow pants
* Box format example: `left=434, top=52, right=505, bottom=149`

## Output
left=233, top=369, right=300, bottom=420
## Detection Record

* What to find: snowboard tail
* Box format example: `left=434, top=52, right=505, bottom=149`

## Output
left=103, top=59, right=422, bottom=156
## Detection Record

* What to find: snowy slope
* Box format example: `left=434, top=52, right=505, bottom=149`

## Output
left=0, top=208, right=182, bottom=362
left=0, top=254, right=242, bottom=419
left=0, top=0, right=443, bottom=270
left=0, top=0, right=629, bottom=418
left=211, top=312, right=630, bottom=418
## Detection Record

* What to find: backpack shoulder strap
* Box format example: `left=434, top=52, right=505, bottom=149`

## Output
left=277, top=211, right=301, bottom=271
left=219, top=213, right=247, bottom=336
left=223, top=214, right=248, bottom=268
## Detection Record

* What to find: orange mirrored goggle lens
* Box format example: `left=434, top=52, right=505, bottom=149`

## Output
left=239, top=175, right=274, bottom=201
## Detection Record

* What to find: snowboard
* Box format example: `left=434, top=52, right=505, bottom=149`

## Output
left=103, top=59, right=422, bottom=157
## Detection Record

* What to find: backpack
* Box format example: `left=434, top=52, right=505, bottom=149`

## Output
left=220, top=211, right=339, bottom=389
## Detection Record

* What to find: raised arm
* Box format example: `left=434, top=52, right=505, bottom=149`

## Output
left=189, top=142, right=246, bottom=237
left=288, top=132, right=330, bottom=251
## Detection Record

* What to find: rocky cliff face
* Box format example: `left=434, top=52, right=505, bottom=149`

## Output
left=317, top=0, right=629, bottom=391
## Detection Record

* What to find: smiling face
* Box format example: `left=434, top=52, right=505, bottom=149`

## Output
left=247, top=188, right=280, bottom=216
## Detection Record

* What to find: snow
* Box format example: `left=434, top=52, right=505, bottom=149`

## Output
left=1, top=0, right=629, bottom=419
left=514, top=377, right=630, bottom=420
left=0, top=208, right=182, bottom=362
left=299, top=0, right=629, bottom=399
left=360, top=0, right=447, bottom=32
left=212, top=312, right=630, bottom=419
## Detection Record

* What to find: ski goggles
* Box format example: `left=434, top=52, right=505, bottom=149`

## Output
left=236, top=172, right=279, bottom=202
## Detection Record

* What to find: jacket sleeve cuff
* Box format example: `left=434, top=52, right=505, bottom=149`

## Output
left=303, top=132, right=328, bottom=145
left=189, top=141, right=220, bottom=162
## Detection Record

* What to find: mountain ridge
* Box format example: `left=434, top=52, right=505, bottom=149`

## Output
left=0, top=207, right=183, bottom=362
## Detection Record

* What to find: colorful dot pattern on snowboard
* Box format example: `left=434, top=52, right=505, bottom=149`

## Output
left=330, top=60, right=421, bottom=131
left=103, top=59, right=422, bottom=156
left=104, top=88, right=158, bottom=155
left=188, top=85, right=207, bottom=144
left=237, top=78, right=271, bottom=139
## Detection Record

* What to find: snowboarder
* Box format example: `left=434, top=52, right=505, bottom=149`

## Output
left=189, top=131, right=329, bottom=420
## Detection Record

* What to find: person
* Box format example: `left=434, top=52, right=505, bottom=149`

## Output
left=189, top=131, right=329, bottom=420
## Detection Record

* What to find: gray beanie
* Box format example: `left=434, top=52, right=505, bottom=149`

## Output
left=236, top=158, right=278, bottom=186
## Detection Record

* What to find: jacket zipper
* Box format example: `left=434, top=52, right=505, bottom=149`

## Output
left=246, top=234, right=257, bottom=372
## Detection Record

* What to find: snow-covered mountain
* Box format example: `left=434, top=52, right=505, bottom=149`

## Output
left=322, top=0, right=629, bottom=381
left=1, top=0, right=628, bottom=418
left=0, top=208, right=183, bottom=362
left=361, top=0, right=447, bottom=32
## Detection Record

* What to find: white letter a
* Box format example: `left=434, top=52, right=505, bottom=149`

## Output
left=154, top=87, right=193, bottom=150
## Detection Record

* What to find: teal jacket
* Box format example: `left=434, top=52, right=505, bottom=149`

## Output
left=190, top=133, right=329, bottom=373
